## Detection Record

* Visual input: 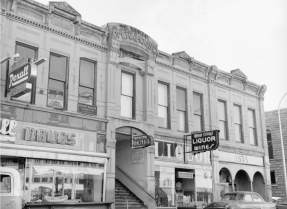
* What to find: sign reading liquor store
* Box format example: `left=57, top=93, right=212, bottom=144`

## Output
left=189, top=130, right=220, bottom=153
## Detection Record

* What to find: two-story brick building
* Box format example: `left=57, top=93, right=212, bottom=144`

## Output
left=1, top=1, right=272, bottom=209
left=265, top=108, right=287, bottom=199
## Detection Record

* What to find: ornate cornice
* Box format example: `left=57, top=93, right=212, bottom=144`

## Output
left=155, top=60, right=208, bottom=83
left=5, top=11, right=107, bottom=52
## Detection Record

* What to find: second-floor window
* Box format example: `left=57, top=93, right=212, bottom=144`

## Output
left=218, top=100, right=227, bottom=140
left=158, top=82, right=169, bottom=128
left=177, top=87, right=186, bottom=132
left=47, top=53, right=68, bottom=110
left=11, top=42, right=38, bottom=103
left=248, top=109, right=257, bottom=145
left=121, top=72, right=134, bottom=118
left=79, top=59, right=96, bottom=105
left=193, top=92, right=203, bottom=131
left=267, top=129, right=274, bottom=159
left=233, top=104, right=243, bottom=143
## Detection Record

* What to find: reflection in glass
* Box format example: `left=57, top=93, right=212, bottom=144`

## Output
left=24, top=159, right=105, bottom=203
left=79, top=86, right=93, bottom=105
left=47, top=79, right=64, bottom=109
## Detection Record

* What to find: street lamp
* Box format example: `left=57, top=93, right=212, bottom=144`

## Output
left=278, top=92, right=287, bottom=198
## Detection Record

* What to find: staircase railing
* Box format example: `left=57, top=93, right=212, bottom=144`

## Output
left=115, top=188, right=129, bottom=209
left=116, top=165, right=155, bottom=206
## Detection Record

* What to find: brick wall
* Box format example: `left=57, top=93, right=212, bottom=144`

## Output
left=265, top=108, right=287, bottom=198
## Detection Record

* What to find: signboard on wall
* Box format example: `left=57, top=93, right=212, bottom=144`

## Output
left=131, top=149, right=144, bottom=164
left=78, top=103, right=97, bottom=115
left=8, top=58, right=37, bottom=97
left=132, top=135, right=153, bottom=149
left=188, top=130, right=220, bottom=153
left=0, top=119, right=17, bottom=143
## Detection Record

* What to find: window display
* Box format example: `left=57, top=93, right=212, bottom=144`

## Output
left=7, top=158, right=106, bottom=204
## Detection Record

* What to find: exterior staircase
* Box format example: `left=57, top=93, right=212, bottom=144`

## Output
left=115, top=179, right=147, bottom=209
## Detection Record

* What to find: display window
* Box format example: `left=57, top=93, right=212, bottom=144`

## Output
left=155, top=167, right=175, bottom=207
left=1, top=157, right=105, bottom=204
left=195, top=170, right=212, bottom=206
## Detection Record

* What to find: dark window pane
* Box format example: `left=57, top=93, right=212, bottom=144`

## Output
left=79, top=86, right=93, bottom=105
left=268, top=141, right=274, bottom=159
left=48, top=79, right=64, bottom=90
left=176, top=88, right=186, bottom=111
left=80, top=59, right=94, bottom=88
left=15, top=44, right=36, bottom=62
left=270, top=171, right=276, bottom=184
left=158, top=141, right=164, bottom=156
left=49, top=54, right=67, bottom=81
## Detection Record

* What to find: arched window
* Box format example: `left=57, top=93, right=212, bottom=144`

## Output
left=267, top=129, right=274, bottom=159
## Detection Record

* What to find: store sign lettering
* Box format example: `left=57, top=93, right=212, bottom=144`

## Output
left=154, top=140, right=210, bottom=164
left=236, top=155, right=248, bottom=163
left=191, top=130, right=220, bottom=153
left=25, top=127, right=76, bottom=146
left=0, top=119, right=17, bottom=136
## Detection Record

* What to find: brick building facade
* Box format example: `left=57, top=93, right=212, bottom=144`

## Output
left=266, top=108, right=287, bottom=198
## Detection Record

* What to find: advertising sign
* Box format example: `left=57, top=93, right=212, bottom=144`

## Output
left=190, top=130, right=220, bottom=153
left=78, top=103, right=97, bottom=115
left=8, top=58, right=37, bottom=97
left=132, top=135, right=153, bottom=149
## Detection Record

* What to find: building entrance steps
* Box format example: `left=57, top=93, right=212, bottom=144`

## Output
left=115, top=179, right=147, bottom=209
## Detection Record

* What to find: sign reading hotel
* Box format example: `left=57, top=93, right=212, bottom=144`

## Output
left=8, top=58, right=37, bottom=97
left=25, top=127, right=76, bottom=146
left=132, top=135, right=153, bottom=149
left=190, top=130, right=220, bottom=153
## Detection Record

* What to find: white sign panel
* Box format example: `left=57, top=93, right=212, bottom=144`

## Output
left=218, top=151, right=264, bottom=166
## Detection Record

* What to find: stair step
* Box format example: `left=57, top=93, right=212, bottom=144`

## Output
left=115, top=179, right=145, bottom=209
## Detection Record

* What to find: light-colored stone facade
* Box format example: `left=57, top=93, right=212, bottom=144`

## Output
left=1, top=0, right=272, bottom=208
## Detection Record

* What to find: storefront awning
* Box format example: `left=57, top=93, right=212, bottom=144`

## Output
left=0, top=143, right=109, bottom=164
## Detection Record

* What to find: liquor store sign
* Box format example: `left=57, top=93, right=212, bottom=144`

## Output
left=190, top=130, right=220, bottom=153
left=8, top=58, right=37, bottom=97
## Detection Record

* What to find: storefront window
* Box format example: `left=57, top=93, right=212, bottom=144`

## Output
left=23, top=159, right=105, bottom=203
left=155, top=167, right=175, bottom=207
left=195, top=170, right=212, bottom=206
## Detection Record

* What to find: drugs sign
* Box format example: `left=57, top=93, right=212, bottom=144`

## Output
left=191, top=130, right=219, bottom=153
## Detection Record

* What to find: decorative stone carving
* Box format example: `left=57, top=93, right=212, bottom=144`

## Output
left=173, top=57, right=189, bottom=69
left=17, top=6, right=44, bottom=22
left=217, top=76, right=229, bottom=84
left=231, top=68, right=247, bottom=79
left=50, top=15, right=73, bottom=32
left=172, top=51, right=192, bottom=62
left=80, top=27, right=101, bottom=42
left=49, top=2, right=81, bottom=17
left=105, top=23, right=158, bottom=55
left=257, top=84, right=267, bottom=100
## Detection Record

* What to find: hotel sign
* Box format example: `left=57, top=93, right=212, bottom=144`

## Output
left=132, top=135, right=153, bottom=149
left=8, top=58, right=37, bottom=97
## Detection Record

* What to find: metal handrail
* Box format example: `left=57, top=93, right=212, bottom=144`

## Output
left=115, top=188, right=129, bottom=209
left=116, top=165, right=155, bottom=201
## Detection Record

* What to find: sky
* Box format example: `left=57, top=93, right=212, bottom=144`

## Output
left=36, top=0, right=287, bottom=111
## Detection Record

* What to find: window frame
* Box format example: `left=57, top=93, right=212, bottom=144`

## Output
left=218, top=99, right=228, bottom=140
left=176, top=86, right=187, bottom=132
left=267, top=129, right=274, bottom=159
left=233, top=104, right=243, bottom=143
left=10, top=42, right=38, bottom=104
left=248, top=108, right=257, bottom=146
left=78, top=58, right=97, bottom=106
left=270, top=170, right=276, bottom=185
left=158, top=81, right=170, bottom=129
left=47, top=52, right=69, bottom=111
left=193, top=92, right=204, bottom=132
left=121, top=71, right=135, bottom=119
